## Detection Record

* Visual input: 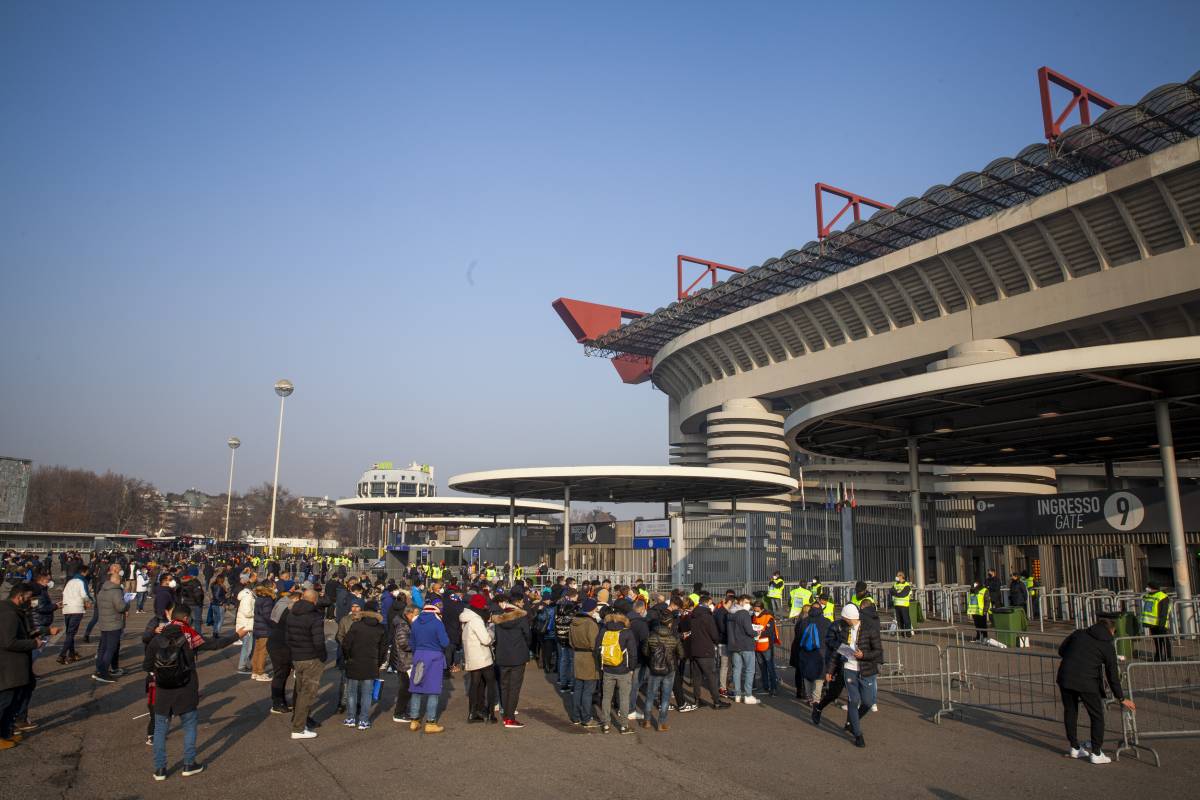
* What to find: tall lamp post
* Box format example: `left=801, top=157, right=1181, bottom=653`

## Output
left=268, top=379, right=294, bottom=554
left=223, top=436, right=241, bottom=541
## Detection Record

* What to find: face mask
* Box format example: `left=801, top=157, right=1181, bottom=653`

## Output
left=46, top=581, right=55, bottom=589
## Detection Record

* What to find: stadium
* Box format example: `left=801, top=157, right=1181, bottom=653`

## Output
left=555, top=68, right=1200, bottom=598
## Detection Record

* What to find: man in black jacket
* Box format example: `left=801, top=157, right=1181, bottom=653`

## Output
left=1057, top=613, right=1135, bottom=764
left=492, top=592, right=532, bottom=728
left=0, top=583, right=41, bottom=750
left=285, top=589, right=327, bottom=739
left=687, top=594, right=729, bottom=710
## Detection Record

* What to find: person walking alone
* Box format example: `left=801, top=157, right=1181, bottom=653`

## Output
left=1057, top=612, right=1135, bottom=764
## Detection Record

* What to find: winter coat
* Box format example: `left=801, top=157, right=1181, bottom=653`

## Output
left=854, top=607, right=885, bottom=678
left=594, top=614, right=635, bottom=674
left=688, top=605, right=721, bottom=659
left=441, top=594, right=465, bottom=646
left=726, top=606, right=756, bottom=652
left=1057, top=623, right=1125, bottom=699
left=252, top=590, right=276, bottom=638
left=492, top=606, right=532, bottom=667
left=569, top=613, right=601, bottom=681
left=409, top=610, right=450, bottom=696
left=1008, top=579, right=1028, bottom=609
left=153, top=585, right=175, bottom=618
left=62, top=575, right=90, bottom=615
left=31, top=584, right=55, bottom=630
left=235, top=587, right=255, bottom=633
left=179, top=578, right=205, bottom=609
left=284, top=599, right=327, bottom=662
left=460, top=607, right=494, bottom=671
left=789, top=608, right=830, bottom=681
left=641, top=622, right=685, bottom=675
left=267, top=597, right=293, bottom=652
left=142, top=623, right=236, bottom=716
left=0, top=599, right=36, bottom=692
left=713, top=605, right=730, bottom=645
left=410, top=610, right=450, bottom=653
left=97, top=581, right=129, bottom=632
left=627, top=612, right=651, bottom=664
left=389, top=615, right=413, bottom=672
left=341, top=613, right=388, bottom=680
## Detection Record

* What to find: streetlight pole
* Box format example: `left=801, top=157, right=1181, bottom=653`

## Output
left=224, top=437, right=240, bottom=541
left=268, top=379, right=294, bottom=554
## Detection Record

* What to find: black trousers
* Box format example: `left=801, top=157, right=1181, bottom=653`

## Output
left=895, top=606, right=912, bottom=634
left=972, top=614, right=988, bottom=640
left=691, top=657, right=721, bottom=707
left=468, top=666, right=497, bottom=718
left=816, top=670, right=846, bottom=711
left=393, top=670, right=411, bottom=717
left=499, top=664, right=526, bottom=719
left=1149, top=625, right=1171, bottom=661
left=1061, top=687, right=1106, bottom=751
left=268, top=647, right=293, bottom=707
left=672, top=659, right=690, bottom=706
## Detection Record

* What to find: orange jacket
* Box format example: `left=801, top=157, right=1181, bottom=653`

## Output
left=752, top=612, right=779, bottom=652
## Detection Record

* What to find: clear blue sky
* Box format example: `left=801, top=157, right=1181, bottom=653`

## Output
left=2, top=1, right=1197, bottom=505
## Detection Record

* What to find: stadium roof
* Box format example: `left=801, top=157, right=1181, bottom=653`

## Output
left=586, top=70, right=1200, bottom=359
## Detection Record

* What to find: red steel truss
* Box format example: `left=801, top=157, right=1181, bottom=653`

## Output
left=814, top=182, right=892, bottom=241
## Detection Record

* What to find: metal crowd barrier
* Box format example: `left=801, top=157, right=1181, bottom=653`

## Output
left=877, top=637, right=950, bottom=707
left=1117, top=659, right=1200, bottom=767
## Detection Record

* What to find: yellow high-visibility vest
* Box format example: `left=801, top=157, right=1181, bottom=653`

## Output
left=788, top=586, right=812, bottom=618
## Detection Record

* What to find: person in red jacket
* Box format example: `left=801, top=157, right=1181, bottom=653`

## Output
left=751, top=600, right=781, bottom=696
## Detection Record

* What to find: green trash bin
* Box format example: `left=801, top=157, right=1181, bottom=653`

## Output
left=1113, top=612, right=1139, bottom=660
left=991, top=607, right=1029, bottom=648
left=910, top=600, right=925, bottom=625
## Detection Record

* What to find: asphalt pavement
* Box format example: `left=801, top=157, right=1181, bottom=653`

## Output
left=3, top=619, right=1196, bottom=800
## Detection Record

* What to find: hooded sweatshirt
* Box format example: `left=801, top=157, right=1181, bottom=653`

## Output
left=1057, top=622, right=1125, bottom=698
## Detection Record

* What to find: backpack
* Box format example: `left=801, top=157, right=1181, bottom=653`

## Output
left=152, top=629, right=191, bottom=690
left=540, top=606, right=556, bottom=636
left=648, top=636, right=673, bottom=676
left=600, top=629, right=624, bottom=668
left=800, top=621, right=822, bottom=652
left=554, top=604, right=575, bottom=645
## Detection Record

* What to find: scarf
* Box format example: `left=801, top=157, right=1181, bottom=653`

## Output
left=169, top=619, right=206, bottom=650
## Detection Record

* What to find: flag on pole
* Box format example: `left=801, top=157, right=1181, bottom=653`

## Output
left=850, top=481, right=858, bottom=509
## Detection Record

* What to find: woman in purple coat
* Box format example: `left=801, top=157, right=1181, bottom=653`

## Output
left=407, top=597, right=450, bottom=733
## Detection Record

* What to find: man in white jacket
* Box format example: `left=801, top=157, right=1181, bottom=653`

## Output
left=235, top=573, right=257, bottom=674
left=59, top=567, right=91, bottom=664
left=460, top=594, right=496, bottom=723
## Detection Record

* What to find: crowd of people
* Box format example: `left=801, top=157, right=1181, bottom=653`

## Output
left=0, top=546, right=1149, bottom=779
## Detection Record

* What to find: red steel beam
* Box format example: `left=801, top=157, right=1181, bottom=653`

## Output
left=677, top=254, right=745, bottom=300
left=551, top=297, right=645, bottom=343
left=1038, top=66, right=1117, bottom=143
left=815, top=183, right=892, bottom=241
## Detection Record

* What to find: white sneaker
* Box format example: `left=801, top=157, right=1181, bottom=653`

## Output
left=627, top=710, right=643, bottom=720
left=291, top=729, right=317, bottom=739
left=837, top=702, right=848, bottom=711
left=734, top=696, right=743, bottom=703
left=1089, top=752, right=1111, bottom=765
left=870, top=704, right=878, bottom=712
left=1067, top=747, right=1090, bottom=759
left=743, top=696, right=760, bottom=705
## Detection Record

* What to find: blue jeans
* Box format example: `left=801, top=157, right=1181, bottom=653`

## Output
left=845, top=671, right=877, bottom=737
left=238, top=634, right=253, bottom=671
left=96, top=629, right=122, bottom=677
left=730, top=650, right=755, bottom=699
left=153, top=709, right=198, bottom=770
left=571, top=678, right=597, bottom=723
left=755, top=649, right=778, bottom=693
left=628, top=664, right=647, bottom=711
left=408, top=692, right=439, bottom=723
left=346, top=678, right=374, bottom=722
left=136, top=592, right=146, bottom=612
left=644, top=672, right=674, bottom=722
left=210, top=606, right=224, bottom=638
left=557, top=644, right=574, bottom=689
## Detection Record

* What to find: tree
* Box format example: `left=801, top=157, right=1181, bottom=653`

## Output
left=24, top=466, right=160, bottom=535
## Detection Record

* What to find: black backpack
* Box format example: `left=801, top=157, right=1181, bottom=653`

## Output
left=153, top=629, right=191, bottom=690
left=649, top=635, right=673, bottom=676
left=554, top=603, right=576, bottom=645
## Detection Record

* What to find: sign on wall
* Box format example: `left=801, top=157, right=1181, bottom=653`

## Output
left=975, top=488, right=1200, bottom=537
left=568, top=522, right=616, bottom=545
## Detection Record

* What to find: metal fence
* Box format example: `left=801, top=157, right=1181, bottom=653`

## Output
left=1117, top=660, right=1200, bottom=766
left=680, top=509, right=844, bottom=594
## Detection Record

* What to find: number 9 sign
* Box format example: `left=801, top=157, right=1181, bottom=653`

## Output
left=1103, top=491, right=1145, bottom=531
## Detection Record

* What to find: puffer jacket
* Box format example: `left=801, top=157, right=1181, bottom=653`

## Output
left=460, top=606, right=494, bottom=670
left=341, top=613, right=388, bottom=680
left=389, top=614, right=414, bottom=672
left=252, top=588, right=276, bottom=638
left=235, top=587, right=255, bottom=633
left=492, top=606, right=531, bottom=668
left=641, top=622, right=685, bottom=675
left=1057, top=622, right=1125, bottom=698
left=284, top=599, right=327, bottom=662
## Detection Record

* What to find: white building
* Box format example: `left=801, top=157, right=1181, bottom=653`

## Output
left=355, top=461, right=436, bottom=499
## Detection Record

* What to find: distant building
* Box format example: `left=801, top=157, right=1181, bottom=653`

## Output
left=355, top=461, right=436, bottom=499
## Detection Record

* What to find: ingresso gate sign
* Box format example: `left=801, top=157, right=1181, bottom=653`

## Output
left=975, top=488, right=1200, bottom=537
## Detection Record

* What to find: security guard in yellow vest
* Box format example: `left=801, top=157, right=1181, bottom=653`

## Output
left=809, top=578, right=824, bottom=601
left=766, top=572, right=785, bottom=616
left=514, top=566, right=524, bottom=581
left=890, top=572, right=914, bottom=636
left=967, top=581, right=990, bottom=642
left=788, top=584, right=812, bottom=618
left=1023, top=572, right=1038, bottom=619
left=818, top=589, right=835, bottom=622
left=1141, top=583, right=1171, bottom=661
left=485, top=565, right=497, bottom=582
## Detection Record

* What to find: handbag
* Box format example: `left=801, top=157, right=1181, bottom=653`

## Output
left=410, top=660, right=425, bottom=686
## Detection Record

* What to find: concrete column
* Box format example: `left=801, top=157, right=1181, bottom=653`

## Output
left=706, top=398, right=791, bottom=513
left=907, top=437, right=927, bottom=589
left=562, top=484, right=571, bottom=572
left=840, top=505, right=855, bottom=582
left=508, top=496, right=516, bottom=572
left=1155, top=399, right=1194, bottom=633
